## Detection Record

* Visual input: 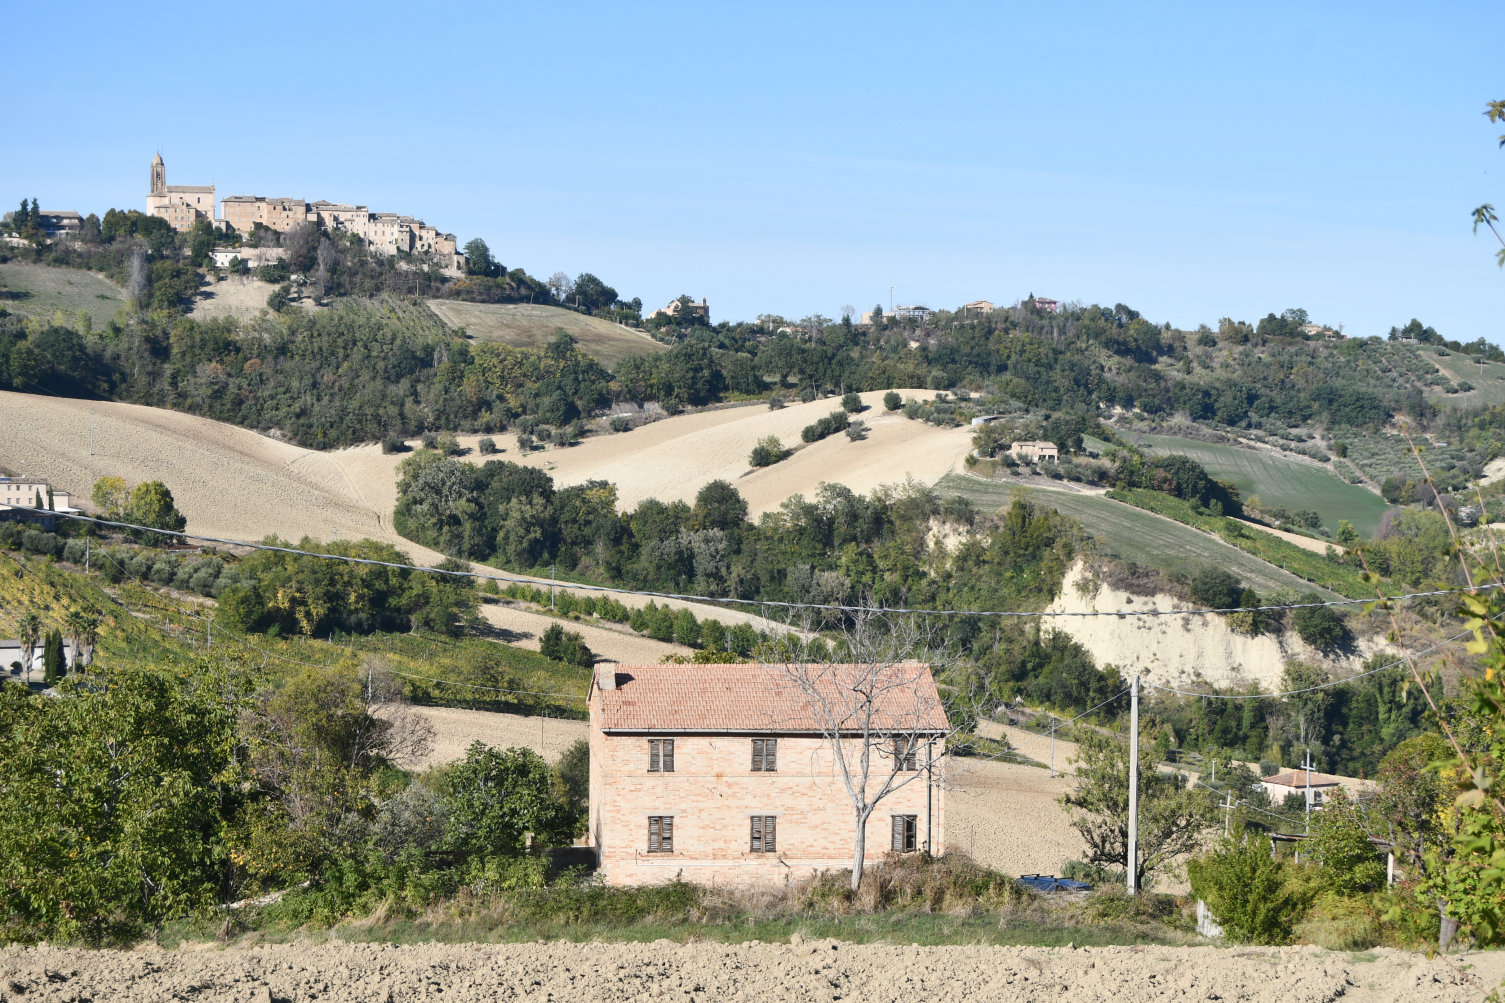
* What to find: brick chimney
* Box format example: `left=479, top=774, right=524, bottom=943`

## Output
left=597, top=661, right=618, bottom=691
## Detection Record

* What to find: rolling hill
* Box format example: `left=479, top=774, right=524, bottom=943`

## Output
left=936, top=473, right=1334, bottom=597
left=1120, top=431, right=1392, bottom=537
left=426, top=300, right=668, bottom=368
left=0, top=261, right=124, bottom=326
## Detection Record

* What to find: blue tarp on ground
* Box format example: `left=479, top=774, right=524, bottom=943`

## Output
left=1017, top=874, right=1092, bottom=893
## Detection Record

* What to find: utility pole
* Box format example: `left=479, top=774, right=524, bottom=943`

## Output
left=89, top=409, right=95, bottom=456
left=84, top=537, right=89, bottom=574
left=1303, top=748, right=1314, bottom=833
left=1223, top=792, right=1234, bottom=835
left=1048, top=714, right=1056, bottom=777
left=1127, top=675, right=1140, bottom=895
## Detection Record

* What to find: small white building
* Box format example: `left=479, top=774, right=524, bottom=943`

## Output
left=0, top=478, right=79, bottom=528
left=209, top=246, right=287, bottom=270
left=0, top=639, right=93, bottom=683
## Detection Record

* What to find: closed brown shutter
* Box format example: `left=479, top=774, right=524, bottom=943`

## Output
left=892, top=815, right=904, bottom=852
left=765, top=815, right=776, bottom=853
left=661, top=816, right=673, bottom=852
left=649, top=741, right=660, bottom=772
left=750, top=816, right=762, bottom=852
left=765, top=739, right=777, bottom=772
left=751, top=739, right=763, bottom=772
left=662, top=739, right=674, bottom=772
left=649, top=815, right=661, bottom=852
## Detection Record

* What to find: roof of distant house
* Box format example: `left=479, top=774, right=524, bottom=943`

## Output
left=595, top=662, right=948, bottom=734
left=1263, top=769, right=1345, bottom=788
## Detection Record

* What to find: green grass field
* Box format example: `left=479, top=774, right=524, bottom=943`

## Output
left=1419, top=349, right=1505, bottom=407
left=1122, top=432, right=1390, bottom=537
left=0, top=262, right=124, bottom=326
left=937, top=474, right=1332, bottom=596
left=426, top=300, right=668, bottom=369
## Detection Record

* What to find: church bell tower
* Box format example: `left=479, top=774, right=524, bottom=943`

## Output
left=150, top=152, right=165, bottom=195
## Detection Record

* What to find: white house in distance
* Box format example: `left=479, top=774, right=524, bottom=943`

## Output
left=0, top=478, right=79, bottom=530
left=587, top=661, right=949, bottom=886
left=1259, top=768, right=1374, bottom=809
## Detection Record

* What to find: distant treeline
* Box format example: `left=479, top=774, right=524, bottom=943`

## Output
left=10, top=273, right=1505, bottom=449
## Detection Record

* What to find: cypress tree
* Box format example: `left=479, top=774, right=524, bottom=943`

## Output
left=42, top=629, right=64, bottom=685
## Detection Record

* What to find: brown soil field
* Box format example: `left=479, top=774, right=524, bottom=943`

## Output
left=4, top=940, right=1496, bottom=1002
left=404, top=704, right=587, bottom=769
left=503, top=389, right=967, bottom=517
left=0, top=393, right=782, bottom=661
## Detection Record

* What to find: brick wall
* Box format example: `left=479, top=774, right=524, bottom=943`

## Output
left=588, top=700, right=945, bottom=886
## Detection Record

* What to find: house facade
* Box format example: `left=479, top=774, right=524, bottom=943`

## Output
left=1259, top=768, right=1370, bottom=809
left=1010, top=440, right=1059, bottom=463
left=588, top=662, right=948, bottom=886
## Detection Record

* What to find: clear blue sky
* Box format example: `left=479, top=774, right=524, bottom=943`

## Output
left=7, top=2, right=1503, bottom=339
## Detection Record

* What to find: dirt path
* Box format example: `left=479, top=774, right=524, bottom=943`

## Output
left=4, top=941, right=1494, bottom=1002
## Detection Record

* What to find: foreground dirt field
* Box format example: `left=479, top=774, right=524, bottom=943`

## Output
left=4, top=941, right=1497, bottom=1002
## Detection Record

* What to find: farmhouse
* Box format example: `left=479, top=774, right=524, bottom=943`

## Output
left=1010, top=440, right=1059, bottom=463
left=0, top=478, right=78, bottom=529
left=587, top=661, right=949, bottom=886
left=1259, top=768, right=1371, bottom=809
left=961, top=300, right=995, bottom=315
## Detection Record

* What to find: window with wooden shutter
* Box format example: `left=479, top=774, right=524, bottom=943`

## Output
left=648, top=816, right=674, bottom=853
left=648, top=739, right=675, bottom=772
left=750, top=815, right=777, bottom=853
left=891, top=814, right=917, bottom=852
left=893, top=737, right=918, bottom=771
left=751, top=738, right=778, bottom=772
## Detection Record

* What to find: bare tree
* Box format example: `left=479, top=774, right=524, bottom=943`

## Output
left=762, top=608, right=953, bottom=891
left=547, top=271, right=574, bottom=304
left=314, top=238, right=338, bottom=299
left=126, top=245, right=149, bottom=306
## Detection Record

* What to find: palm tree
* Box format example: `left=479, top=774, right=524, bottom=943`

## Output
left=63, top=608, right=101, bottom=671
left=1473, top=204, right=1505, bottom=268
left=16, top=611, right=42, bottom=682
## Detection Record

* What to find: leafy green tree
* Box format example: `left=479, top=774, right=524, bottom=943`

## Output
left=882, top=390, right=901, bottom=411
left=123, top=480, right=187, bottom=544
left=556, top=737, right=589, bottom=836
left=841, top=391, right=863, bottom=413
left=463, top=237, right=500, bottom=277
left=0, top=663, right=241, bottom=943
left=1306, top=788, right=1385, bottom=896
left=441, top=743, right=575, bottom=855
left=539, top=623, right=593, bottom=668
left=750, top=435, right=785, bottom=467
left=1187, top=828, right=1315, bottom=944
left=1061, top=730, right=1216, bottom=890
left=1291, top=595, right=1350, bottom=653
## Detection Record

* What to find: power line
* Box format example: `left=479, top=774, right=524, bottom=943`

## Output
left=22, top=506, right=1501, bottom=620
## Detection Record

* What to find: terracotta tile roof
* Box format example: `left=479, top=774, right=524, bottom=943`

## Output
left=596, top=662, right=949, bottom=734
left=1263, top=770, right=1345, bottom=788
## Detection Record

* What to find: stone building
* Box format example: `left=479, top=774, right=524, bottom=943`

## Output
left=1009, top=440, right=1059, bottom=463
left=587, top=661, right=948, bottom=886
left=145, top=153, right=216, bottom=232
left=144, top=154, right=465, bottom=274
